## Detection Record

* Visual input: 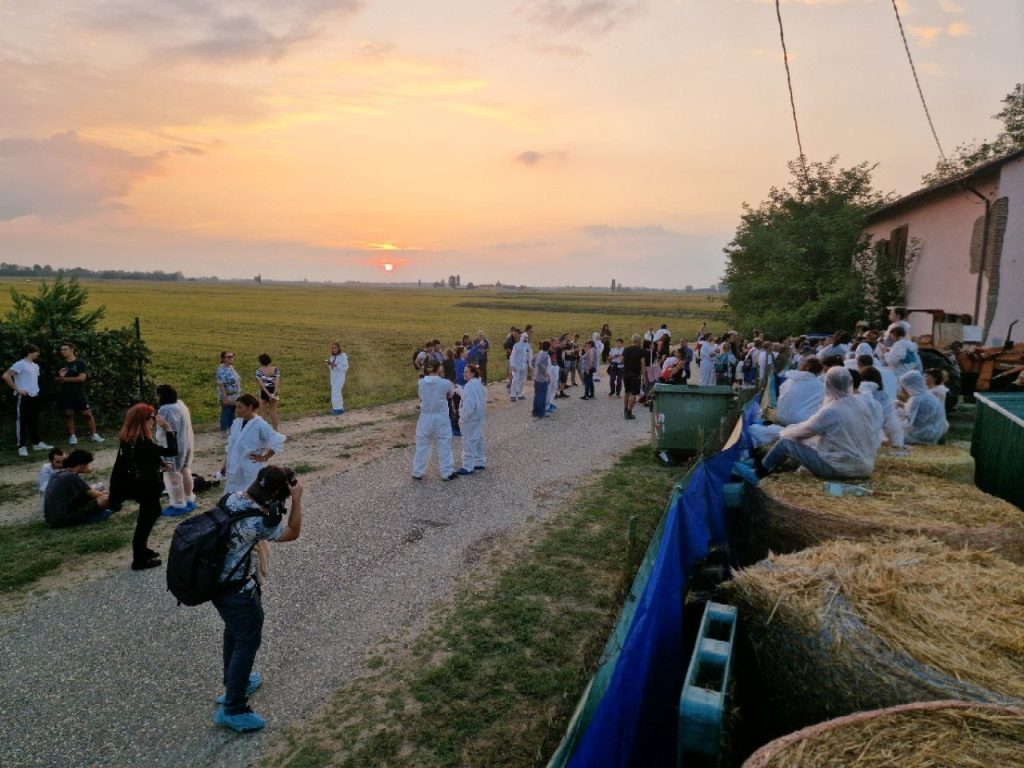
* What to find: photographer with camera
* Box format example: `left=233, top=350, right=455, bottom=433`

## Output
left=211, top=465, right=302, bottom=733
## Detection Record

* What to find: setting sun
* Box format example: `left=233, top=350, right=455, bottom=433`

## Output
left=383, top=263, right=394, bottom=272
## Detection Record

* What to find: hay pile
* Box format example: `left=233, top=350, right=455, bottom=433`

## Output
left=743, top=701, right=1024, bottom=768
left=724, top=538, right=1024, bottom=731
left=751, top=469, right=1024, bottom=562
left=874, top=443, right=975, bottom=484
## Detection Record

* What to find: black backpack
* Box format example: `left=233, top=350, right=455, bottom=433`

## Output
left=166, top=495, right=264, bottom=606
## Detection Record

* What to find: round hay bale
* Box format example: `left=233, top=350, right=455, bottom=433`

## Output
left=743, top=701, right=1024, bottom=768
left=750, top=470, right=1024, bottom=563
left=874, top=443, right=975, bottom=484
left=724, top=538, right=1024, bottom=732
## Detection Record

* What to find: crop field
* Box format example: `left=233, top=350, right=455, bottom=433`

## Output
left=0, top=280, right=726, bottom=425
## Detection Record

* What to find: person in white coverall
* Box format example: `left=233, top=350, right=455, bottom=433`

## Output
left=884, top=325, right=923, bottom=378
left=156, top=383, right=196, bottom=515
left=775, top=358, right=825, bottom=426
left=897, top=370, right=948, bottom=445
left=413, top=359, right=457, bottom=480
left=327, top=341, right=349, bottom=414
left=859, top=366, right=904, bottom=449
left=457, top=363, right=487, bottom=474
left=509, top=333, right=531, bottom=401
left=759, top=367, right=880, bottom=480
left=223, top=394, right=287, bottom=494
left=698, top=338, right=717, bottom=386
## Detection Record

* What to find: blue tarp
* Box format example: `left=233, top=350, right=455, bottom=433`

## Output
left=561, top=398, right=759, bottom=768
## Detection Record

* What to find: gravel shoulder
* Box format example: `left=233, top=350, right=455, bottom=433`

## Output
left=0, top=382, right=651, bottom=768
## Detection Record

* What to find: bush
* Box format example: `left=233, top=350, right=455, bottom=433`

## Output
left=0, top=278, right=154, bottom=434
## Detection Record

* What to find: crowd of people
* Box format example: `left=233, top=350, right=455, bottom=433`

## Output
left=3, top=310, right=966, bottom=733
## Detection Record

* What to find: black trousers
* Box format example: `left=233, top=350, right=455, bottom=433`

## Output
left=16, top=394, right=42, bottom=448
left=132, top=494, right=162, bottom=561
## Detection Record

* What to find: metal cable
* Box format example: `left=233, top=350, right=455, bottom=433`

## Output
left=775, top=0, right=807, bottom=172
left=890, top=0, right=946, bottom=160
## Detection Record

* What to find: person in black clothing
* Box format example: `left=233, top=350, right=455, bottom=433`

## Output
left=621, top=334, right=646, bottom=420
left=44, top=449, right=111, bottom=527
left=109, top=403, right=178, bottom=570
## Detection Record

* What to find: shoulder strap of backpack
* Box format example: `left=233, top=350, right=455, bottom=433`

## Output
left=218, top=495, right=268, bottom=584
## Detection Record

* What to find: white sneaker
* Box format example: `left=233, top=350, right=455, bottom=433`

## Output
left=33, top=442, right=54, bottom=451
left=90, top=433, right=104, bottom=443
left=18, top=446, right=28, bottom=457
left=68, top=434, right=78, bottom=445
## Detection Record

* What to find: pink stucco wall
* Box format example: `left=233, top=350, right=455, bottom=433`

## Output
left=866, top=175, right=999, bottom=340
left=986, top=157, right=1024, bottom=347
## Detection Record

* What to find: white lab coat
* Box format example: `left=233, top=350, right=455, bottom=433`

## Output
left=329, top=353, right=349, bottom=411
left=698, top=340, right=716, bottom=386
left=509, top=340, right=532, bottom=399
left=775, top=371, right=824, bottom=426
left=885, top=338, right=923, bottom=378
left=898, top=371, right=948, bottom=445
left=413, top=375, right=455, bottom=477
left=859, top=381, right=904, bottom=448
left=224, top=416, right=286, bottom=494
left=459, top=377, right=487, bottom=471
left=780, top=369, right=880, bottom=477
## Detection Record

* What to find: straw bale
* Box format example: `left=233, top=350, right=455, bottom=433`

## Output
left=724, top=538, right=1024, bottom=731
left=874, top=443, right=976, bottom=484
left=750, top=470, right=1024, bottom=563
left=743, top=701, right=1024, bottom=768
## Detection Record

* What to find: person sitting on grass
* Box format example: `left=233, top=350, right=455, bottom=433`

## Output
left=897, top=370, right=948, bottom=445
left=757, top=367, right=880, bottom=480
left=43, top=449, right=112, bottom=528
left=38, top=447, right=65, bottom=513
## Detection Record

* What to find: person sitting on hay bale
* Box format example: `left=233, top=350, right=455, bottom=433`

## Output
left=775, top=357, right=824, bottom=426
left=897, top=370, right=948, bottom=445
left=859, top=366, right=903, bottom=449
left=757, top=367, right=881, bottom=480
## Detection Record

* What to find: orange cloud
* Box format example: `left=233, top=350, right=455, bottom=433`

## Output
left=946, top=21, right=972, bottom=37
left=908, top=25, right=943, bottom=45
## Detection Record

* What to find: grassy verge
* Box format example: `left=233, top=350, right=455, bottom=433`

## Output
left=0, top=515, right=137, bottom=592
left=265, top=446, right=682, bottom=768
left=0, top=481, right=38, bottom=504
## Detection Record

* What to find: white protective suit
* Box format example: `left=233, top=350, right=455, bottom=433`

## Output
left=459, top=377, right=487, bottom=471
left=509, top=340, right=532, bottom=400
left=898, top=370, right=948, bottom=445
left=698, top=340, right=716, bottom=386
left=329, top=352, right=349, bottom=411
left=859, top=381, right=904, bottom=448
left=885, top=338, right=923, bottom=378
left=778, top=367, right=880, bottom=477
left=224, top=415, right=286, bottom=494
left=591, top=333, right=604, bottom=381
left=775, top=370, right=825, bottom=426
left=157, top=399, right=195, bottom=506
left=413, top=374, right=455, bottom=478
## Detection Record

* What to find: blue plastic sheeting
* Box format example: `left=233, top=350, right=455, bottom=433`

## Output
left=563, top=417, right=755, bottom=768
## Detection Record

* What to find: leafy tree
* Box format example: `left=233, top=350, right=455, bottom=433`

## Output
left=1, top=277, right=152, bottom=431
left=922, top=82, right=1024, bottom=185
left=4, top=276, right=105, bottom=340
left=721, top=157, right=889, bottom=338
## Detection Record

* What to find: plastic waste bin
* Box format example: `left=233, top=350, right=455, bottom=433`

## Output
left=651, top=383, right=746, bottom=455
left=972, top=393, right=1024, bottom=510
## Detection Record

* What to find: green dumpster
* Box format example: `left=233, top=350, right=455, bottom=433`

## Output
left=651, top=383, right=749, bottom=455
left=972, top=393, right=1024, bottom=510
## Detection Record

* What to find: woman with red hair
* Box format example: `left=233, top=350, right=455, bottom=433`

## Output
left=109, top=403, right=178, bottom=570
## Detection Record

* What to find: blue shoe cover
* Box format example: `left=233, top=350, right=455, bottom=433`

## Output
left=161, top=505, right=189, bottom=517
left=732, top=461, right=760, bottom=487
left=215, top=672, right=262, bottom=704
left=213, top=706, right=266, bottom=732
left=456, top=467, right=474, bottom=475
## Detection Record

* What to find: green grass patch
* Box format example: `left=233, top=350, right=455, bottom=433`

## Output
left=292, top=463, right=320, bottom=475
left=0, top=515, right=137, bottom=592
left=0, top=481, right=38, bottom=504
left=265, top=446, right=681, bottom=768
left=946, top=401, right=976, bottom=443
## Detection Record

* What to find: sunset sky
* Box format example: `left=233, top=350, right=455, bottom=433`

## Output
left=0, top=0, right=1020, bottom=287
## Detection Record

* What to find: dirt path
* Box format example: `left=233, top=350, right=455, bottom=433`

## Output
left=0, top=383, right=653, bottom=767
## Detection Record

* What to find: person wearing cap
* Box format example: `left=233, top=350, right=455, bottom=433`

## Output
left=212, top=465, right=303, bottom=733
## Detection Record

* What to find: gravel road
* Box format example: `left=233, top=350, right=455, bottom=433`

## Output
left=0, top=384, right=651, bottom=767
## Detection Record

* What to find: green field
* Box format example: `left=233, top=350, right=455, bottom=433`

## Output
left=0, top=280, right=726, bottom=425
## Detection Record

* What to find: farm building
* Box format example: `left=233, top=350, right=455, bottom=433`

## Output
left=864, top=148, right=1024, bottom=347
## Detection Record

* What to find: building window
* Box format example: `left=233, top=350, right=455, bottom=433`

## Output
left=887, top=224, right=909, bottom=271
